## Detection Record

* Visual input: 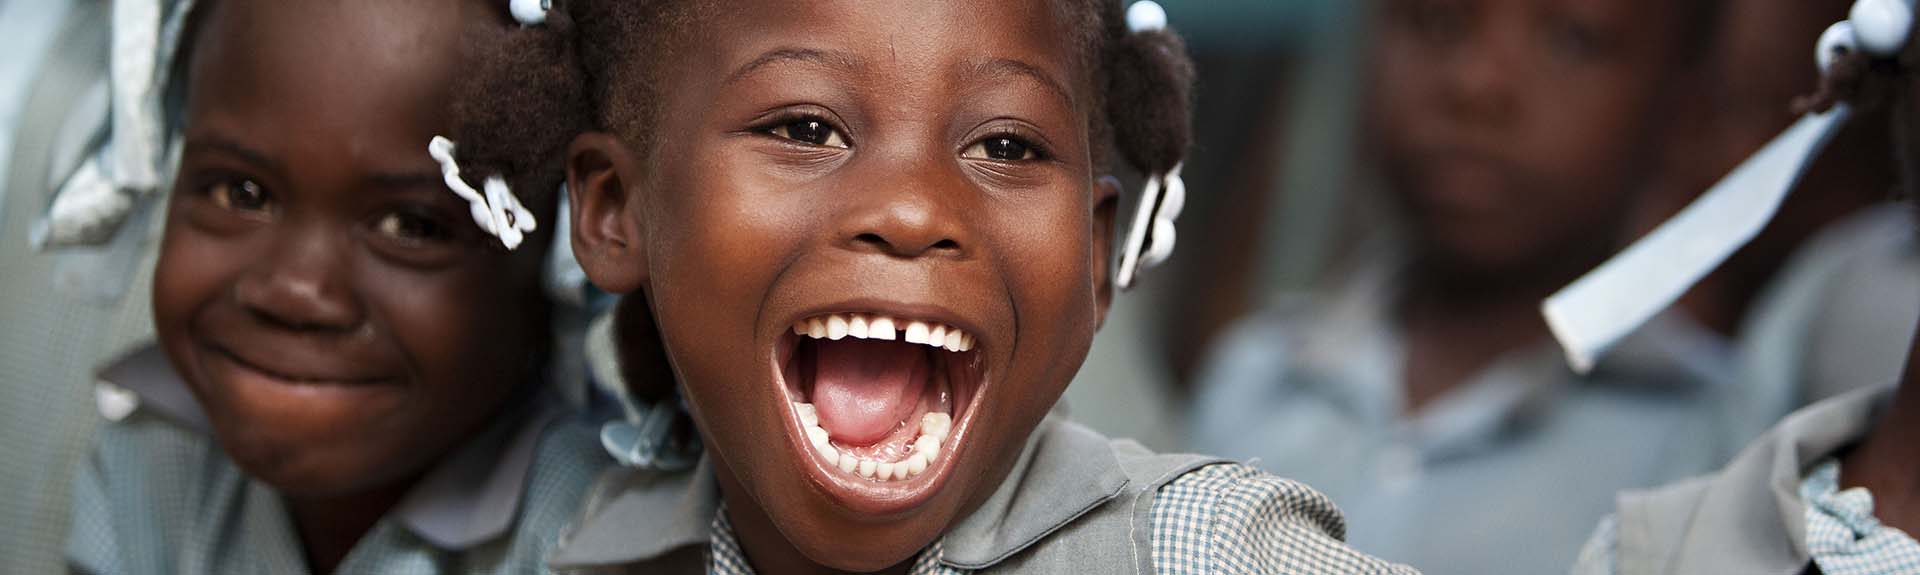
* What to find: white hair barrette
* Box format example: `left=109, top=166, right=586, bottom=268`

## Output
left=1540, top=0, right=1909, bottom=373
left=1116, top=163, right=1185, bottom=291
left=509, top=0, right=550, bottom=26
left=428, top=136, right=537, bottom=250
left=1113, top=1, right=1184, bottom=291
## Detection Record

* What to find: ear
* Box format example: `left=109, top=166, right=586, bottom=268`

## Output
left=568, top=132, right=649, bottom=295
left=1091, top=175, right=1122, bottom=330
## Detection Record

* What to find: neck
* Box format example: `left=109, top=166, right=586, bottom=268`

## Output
left=1398, top=258, right=1565, bottom=414
left=285, top=479, right=416, bottom=574
left=1839, top=320, right=1920, bottom=536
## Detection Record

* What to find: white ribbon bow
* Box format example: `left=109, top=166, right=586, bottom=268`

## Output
left=428, top=136, right=537, bottom=250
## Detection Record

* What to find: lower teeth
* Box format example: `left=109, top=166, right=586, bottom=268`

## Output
left=795, top=401, right=950, bottom=482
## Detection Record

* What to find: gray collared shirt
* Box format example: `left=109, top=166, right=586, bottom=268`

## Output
left=1571, top=386, right=1899, bottom=575
left=65, top=345, right=612, bottom=575
left=547, top=417, right=1420, bottom=574
left=1191, top=246, right=1744, bottom=575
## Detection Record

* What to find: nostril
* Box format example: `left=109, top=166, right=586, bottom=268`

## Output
left=856, top=233, right=887, bottom=246
left=930, top=239, right=959, bottom=251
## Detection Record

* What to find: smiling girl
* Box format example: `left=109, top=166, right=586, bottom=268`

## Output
left=65, top=1, right=610, bottom=573
left=537, top=1, right=1422, bottom=573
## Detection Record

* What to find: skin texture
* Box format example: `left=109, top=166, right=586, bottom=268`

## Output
left=1365, top=0, right=1691, bottom=411
left=152, top=0, right=554, bottom=570
left=567, top=1, right=1119, bottom=572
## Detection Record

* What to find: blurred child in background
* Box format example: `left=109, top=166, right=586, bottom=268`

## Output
left=1573, top=2, right=1920, bottom=570
left=1191, top=0, right=1735, bottom=572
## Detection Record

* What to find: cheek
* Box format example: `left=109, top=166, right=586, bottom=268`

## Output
left=996, top=193, right=1098, bottom=381
left=647, top=155, right=807, bottom=337
left=367, top=257, right=546, bottom=403
left=153, top=215, right=248, bottom=343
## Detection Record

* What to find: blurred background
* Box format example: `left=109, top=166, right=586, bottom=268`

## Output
left=5, top=0, right=1919, bottom=573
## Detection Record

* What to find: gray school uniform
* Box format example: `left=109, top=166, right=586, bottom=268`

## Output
left=1570, top=386, right=1912, bottom=575
left=1192, top=243, right=1742, bottom=575
left=546, top=414, right=1421, bottom=575
left=65, top=344, right=613, bottom=575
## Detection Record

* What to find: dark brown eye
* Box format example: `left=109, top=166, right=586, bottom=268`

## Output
left=963, top=136, right=1041, bottom=161
left=768, top=119, right=849, bottom=148
left=208, top=179, right=271, bottom=212
left=374, top=212, right=450, bottom=242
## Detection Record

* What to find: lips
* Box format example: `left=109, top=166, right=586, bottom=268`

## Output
left=208, top=342, right=398, bottom=386
left=774, top=308, right=987, bottom=501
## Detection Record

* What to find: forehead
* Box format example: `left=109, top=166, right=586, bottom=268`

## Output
left=698, top=0, right=1090, bottom=96
left=186, top=0, right=485, bottom=141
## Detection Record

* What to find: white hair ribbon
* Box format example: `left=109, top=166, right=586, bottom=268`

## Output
left=428, top=136, right=537, bottom=250
left=1544, top=108, right=1851, bottom=373
left=1117, top=163, right=1186, bottom=291
left=1112, top=1, right=1182, bottom=291
left=1543, top=0, right=1915, bottom=373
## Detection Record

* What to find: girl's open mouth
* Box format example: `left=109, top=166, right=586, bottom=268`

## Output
left=774, top=310, right=986, bottom=499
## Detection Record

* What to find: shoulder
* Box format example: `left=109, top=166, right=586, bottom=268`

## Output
left=68, top=407, right=228, bottom=575
left=1150, top=463, right=1421, bottom=575
left=80, top=398, right=226, bottom=498
left=508, top=414, right=616, bottom=556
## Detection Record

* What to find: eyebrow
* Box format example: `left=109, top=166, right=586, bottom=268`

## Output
left=182, top=135, right=285, bottom=179
left=726, top=47, right=864, bottom=86
left=723, top=48, right=1076, bottom=110
left=366, top=171, right=450, bottom=192
left=964, top=57, right=1076, bottom=109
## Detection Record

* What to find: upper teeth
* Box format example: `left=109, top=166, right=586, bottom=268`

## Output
left=793, top=313, right=975, bottom=352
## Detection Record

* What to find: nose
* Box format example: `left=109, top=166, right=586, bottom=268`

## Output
left=1439, top=31, right=1519, bottom=126
left=232, top=221, right=364, bottom=332
left=835, top=158, right=972, bottom=260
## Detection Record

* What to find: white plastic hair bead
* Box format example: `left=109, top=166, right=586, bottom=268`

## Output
left=1126, top=0, right=1167, bottom=33
left=510, top=0, right=550, bottom=26
left=1850, top=0, right=1914, bottom=56
left=1819, top=20, right=1860, bottom=73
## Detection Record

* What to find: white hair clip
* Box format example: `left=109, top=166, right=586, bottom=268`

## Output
left=1539, top=1, right=1905, bottom=373
left=1851, top=0, right=1915, bottom=57
left=1127, top=0, right=1167, bottom=34
left=1116, top=163, right=1185, bottom=291
left=510, top=0, right=550, bottom=26
left=428, top=136, right=537, bottom=250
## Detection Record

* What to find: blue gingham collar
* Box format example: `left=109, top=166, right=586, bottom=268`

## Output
left=549, top=413, right=1131, bottom=571
left=1632, top=386, right=1895, bottom=572
left=95, top=344, right=555, bottom=551
left=1800, top=459, right=1920, bottom=574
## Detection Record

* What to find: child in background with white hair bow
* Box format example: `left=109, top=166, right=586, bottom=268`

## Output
left=65, top=0, right=615, bottom=573
left=1567, top=1, right=1920, bottom=572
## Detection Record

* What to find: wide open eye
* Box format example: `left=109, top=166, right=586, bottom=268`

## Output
left=962, top=136, right=1044, bottom=162
left=765, top=117, right=851, bottom=149
left=208, top=178, right=273, bottom=213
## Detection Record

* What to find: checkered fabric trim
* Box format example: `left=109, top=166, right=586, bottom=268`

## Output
left=1151, top=464, right=1420, bottom=575
left=708, top=508, right=961, bottom=574
left=1802, top=459, right=1920, bottom=575
left=706, top=464, right=1417, bottom=574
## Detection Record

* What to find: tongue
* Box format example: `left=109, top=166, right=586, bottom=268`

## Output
left=811, top=339, right=929, bottom=446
